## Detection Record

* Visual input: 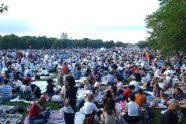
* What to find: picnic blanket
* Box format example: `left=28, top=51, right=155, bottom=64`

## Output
left=10, top=96, right=33, bottom=104
left=0, top=112, right=23, bottom=124
left=32, top=81, right=61, bottom=94
left=48, top=109, right=65, bottom=124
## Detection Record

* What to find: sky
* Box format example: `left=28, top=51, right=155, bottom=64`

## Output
left=0, top=0, right=159, bottom=43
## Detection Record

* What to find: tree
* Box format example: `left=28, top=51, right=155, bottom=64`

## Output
left=136, top=41, right=149, bottom=48
left=0, top=34, right=128, bottom=49
left=0, top=4, right=8, bottom=13
left=146, top=0, right=186, bottom=54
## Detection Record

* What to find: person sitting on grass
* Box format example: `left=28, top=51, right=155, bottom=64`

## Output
left=172, top=87, right=185, bottom=101
left=29, top=96, right=50, bottom=124
left=101, top=98, right=119, bottom=124
left=135, top=88, right=146, bottom=107
left=80, top=93, right=100, bottom=124
left=0, top=79, right=13, bottom=100
left=19, top=78, right=32, bottom=101
left=46, top=78, right=56, bottom=97
left=123, top=93, right=140, bottom=124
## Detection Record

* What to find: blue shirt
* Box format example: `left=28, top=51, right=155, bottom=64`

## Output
left=0, top=85, right=13, bottom=99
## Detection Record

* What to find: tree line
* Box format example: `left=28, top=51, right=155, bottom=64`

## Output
left=0, top=34, right=131, bottom=49
left=146, top=0, right=186, bottom=54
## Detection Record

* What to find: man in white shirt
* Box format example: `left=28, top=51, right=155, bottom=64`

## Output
left=129, top=77, right=139, bottom=92
left=124, top=93, right=140, bottom=123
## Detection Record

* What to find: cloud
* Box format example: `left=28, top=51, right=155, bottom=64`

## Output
left=0, top=18, right=37, bottom=34
left=0, top=0, right=159, bottom=42
left=74, top=25, right=145, bottom=32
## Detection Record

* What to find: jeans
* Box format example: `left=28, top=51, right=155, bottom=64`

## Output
left=29, top=111, right=50, bottom=124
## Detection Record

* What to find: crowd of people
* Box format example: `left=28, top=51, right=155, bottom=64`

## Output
left=0, top=48, right=186, bottom=124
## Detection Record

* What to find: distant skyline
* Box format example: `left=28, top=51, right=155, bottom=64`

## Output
left=0, top=0, right=159, bottom=43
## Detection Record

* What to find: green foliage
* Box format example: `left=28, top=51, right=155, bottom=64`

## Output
left=146, top=0, right=186, bottom=54
left=0, top=4, right=8, bottom=13
left=136, top=41, right=149, bottom=48
left=0, top=35, right=128, bottom=49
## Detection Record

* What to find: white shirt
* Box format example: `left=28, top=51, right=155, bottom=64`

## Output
left=117, top=82, right=123, bottom=89
left=94, top=93, right=102, bottom=102
left=40, top=69, right=49, bottom=75
left=154, top=69, right=162, bottom=78
left=127, top=101, right=139, bottom=116
left=80, top=101, right=99, bottom=114
left=14, top=80, right=22, bottom=87
left=129, top=80, right=139, bottom=91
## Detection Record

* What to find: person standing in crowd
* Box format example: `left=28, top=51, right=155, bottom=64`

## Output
left=63, top=75, right=78, bottom=124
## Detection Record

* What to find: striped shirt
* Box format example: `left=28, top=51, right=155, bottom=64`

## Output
left=0, top=85, right=13, bottom=99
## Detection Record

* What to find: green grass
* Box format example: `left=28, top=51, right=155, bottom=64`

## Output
left=2, top=100, right=186, bottom=124
left=3, top=100, right=61, bottom=118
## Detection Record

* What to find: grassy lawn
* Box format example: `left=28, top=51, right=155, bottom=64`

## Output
left=3, top=100, right=61, bottom=118
left=2, top=100, right=186, bottom=124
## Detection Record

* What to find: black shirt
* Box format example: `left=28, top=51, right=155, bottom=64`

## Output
left=65, top=87, right=78, bottom=111
left=46, top=83, right=55, bottom=94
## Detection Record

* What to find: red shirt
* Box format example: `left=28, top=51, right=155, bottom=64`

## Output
left=29, top=103, right=42, bottom=118
left=63, top=66, right=69, bottom=74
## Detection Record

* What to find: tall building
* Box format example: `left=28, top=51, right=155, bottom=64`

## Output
left=60, top=32, right=68, bottom=40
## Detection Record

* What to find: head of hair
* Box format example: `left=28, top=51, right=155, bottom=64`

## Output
left=92, top=87, right=98, bottom=95
left=129, top=85, right=135, bottom=90
left=47, top=78, right=53, bottom=84
left=129, top=93, right=135, bottom=101
left=4, top=79, right=9, bottom=85
left=176, top=87, right=183, bottom=94
left=14, top=75, right=19, bottom=80
left=38, top=96, right=46, bottom=105
left=23, top=78, right=30, bottom=86
left=65, top=75, right=76, bottom=87
left=138, top=88, right=143, bottom=94
left=77, top=65, right=81, bottom=70
left=116, top=74, right=124, bottom=82
left=104, top=98, right=115, bottom=115
left=105, top=90, right=113, bottom=99
left=35, top=75, right=40, bottom=80
left=87, top=93, right=94, bottom=102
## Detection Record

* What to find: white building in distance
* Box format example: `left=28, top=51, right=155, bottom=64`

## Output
left=60, top=32, right=68, bottom=40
